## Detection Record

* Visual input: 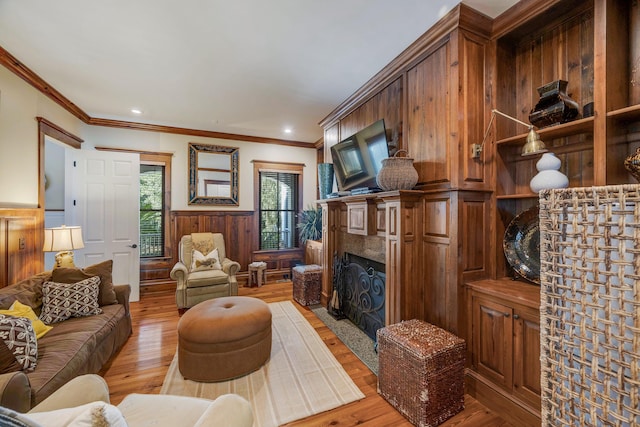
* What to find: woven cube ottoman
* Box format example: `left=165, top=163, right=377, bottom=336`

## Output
left=292, top=264, right=322, bottom=306
left=377, top=319, right=466, bottom=427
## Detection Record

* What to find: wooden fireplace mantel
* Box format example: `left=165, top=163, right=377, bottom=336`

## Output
left=319, top=189, right=423, bottom=326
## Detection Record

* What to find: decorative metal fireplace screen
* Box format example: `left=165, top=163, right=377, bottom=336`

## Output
left=334, top=253, right=385, bottom=341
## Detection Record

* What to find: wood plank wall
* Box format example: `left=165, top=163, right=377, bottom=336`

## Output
left=0, top=209, right=44, bottom=288
left=140, top=210, right=305, bottom=285
left=0, top=208, right=305, bottom=288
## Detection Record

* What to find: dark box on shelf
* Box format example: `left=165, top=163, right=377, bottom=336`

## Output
left=377, top=319, right=466, bottom=427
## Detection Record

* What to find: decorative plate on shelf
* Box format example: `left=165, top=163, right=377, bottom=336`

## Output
left=503, top=205, right=540, bottom=284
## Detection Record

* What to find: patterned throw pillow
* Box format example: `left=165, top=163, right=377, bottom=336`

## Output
left=191, top=248, right=221, bottom=272
left=51, top=260, right=118, bottom=307
left=40, top=276, right=102, bottom=324
left=0, top=315, right=38, bottom=371
left=0, top=301, right=53, bottom=339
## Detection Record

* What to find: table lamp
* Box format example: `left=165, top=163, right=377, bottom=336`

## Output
left=43, top=225, right=84, bottom=268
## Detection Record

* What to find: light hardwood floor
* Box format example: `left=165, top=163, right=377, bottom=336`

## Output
left=101, top=281, right=511, bottom=426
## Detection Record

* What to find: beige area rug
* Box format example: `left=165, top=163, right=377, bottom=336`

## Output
left=161, top=301, right=365, bottom=427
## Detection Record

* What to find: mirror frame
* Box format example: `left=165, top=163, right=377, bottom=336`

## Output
left=188, top=143, right=239, bottom=206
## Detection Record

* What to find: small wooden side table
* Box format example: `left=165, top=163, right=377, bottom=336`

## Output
left=248, top=261, right=267, bottom=287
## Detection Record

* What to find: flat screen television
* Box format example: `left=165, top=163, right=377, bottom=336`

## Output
left=330, top=119, right=389, bottom=193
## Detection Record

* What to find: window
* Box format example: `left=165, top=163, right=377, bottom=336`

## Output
left=140, top=164, right=165, bottom=257
left=253, top=161, right=304, bottom=250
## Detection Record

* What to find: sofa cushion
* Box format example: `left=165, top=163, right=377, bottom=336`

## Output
left=40, top=277, right=102, bottom=324
left=0, top=315, right=38, bottom=371
left=27, top=304, right=126, bottom=405
left=51, top=260, right=117, bottom=307
left=0, top=272, right=51, bottom=312
left=0, top=302, right=52, bottom=339
left=0, top=339, right=22, bottom=374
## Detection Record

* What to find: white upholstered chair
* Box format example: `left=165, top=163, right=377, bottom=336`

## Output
left=9, top=374, right=254, bottom=427
left=170, top=233, right=240, bottom=310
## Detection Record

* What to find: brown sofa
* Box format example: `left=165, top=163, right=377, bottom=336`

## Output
left=0, top=268, right=132, bottom=412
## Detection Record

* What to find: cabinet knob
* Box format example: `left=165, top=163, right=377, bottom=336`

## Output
left=504, top=312, right=510, bottom=317
left=514, top=314, right=520, bottom=320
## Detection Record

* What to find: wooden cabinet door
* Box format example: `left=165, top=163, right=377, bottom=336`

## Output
left=472, top=294, right=513, bottom=390
left=513, top=304, right=541, bottom=409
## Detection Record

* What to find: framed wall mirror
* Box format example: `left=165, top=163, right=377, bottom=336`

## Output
left=188, top=143, right=239, bottom=205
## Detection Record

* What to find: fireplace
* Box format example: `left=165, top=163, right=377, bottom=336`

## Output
left=334, top=253, right=385, bottom=341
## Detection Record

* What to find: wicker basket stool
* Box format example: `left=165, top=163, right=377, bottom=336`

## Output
left=377, top=319, right=466, bottom=427
left=292, top=264, right=322, bottom=306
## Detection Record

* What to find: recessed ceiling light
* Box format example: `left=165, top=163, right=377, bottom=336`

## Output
left=283, top=128, right=292, bottom=134
left=131, top=108, right=142, bottom=115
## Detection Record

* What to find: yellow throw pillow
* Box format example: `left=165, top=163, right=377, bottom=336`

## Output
left=0, top=301, right=53, bottom=339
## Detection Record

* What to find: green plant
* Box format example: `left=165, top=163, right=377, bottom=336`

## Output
left=297, top=206, right=322, bottom=245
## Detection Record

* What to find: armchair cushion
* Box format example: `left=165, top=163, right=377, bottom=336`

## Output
left=187, top=270, right=230, bottom=287
left=21, top=401, right=127, bottom=427
left=191, top=248, right=221, bottom=272
left=181, top=233, right=228, bottom=272
left=21, top=375, right=254, bottom=427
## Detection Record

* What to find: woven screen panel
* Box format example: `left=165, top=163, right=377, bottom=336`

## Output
left=539, top=185, right=640, bottom=427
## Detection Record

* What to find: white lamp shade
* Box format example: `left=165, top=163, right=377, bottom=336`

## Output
left=43, top=226, right=85, bottom=252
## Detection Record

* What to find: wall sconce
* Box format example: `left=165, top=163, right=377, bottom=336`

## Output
left=43, top=225, right=84, bottom=268
left=471, top=109, right=548, bottom=159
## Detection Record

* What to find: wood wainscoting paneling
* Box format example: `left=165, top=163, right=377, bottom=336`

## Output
left=146, top=210, right=313, bottom=286
left=0, top=209, right=44, bottom=288
left=170, top=210, right=255, bottom=275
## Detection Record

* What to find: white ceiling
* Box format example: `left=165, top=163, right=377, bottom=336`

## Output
left=0, top=0, right=518, bottom=144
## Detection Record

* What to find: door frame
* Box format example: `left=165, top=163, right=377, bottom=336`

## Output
left=37, top=117, right=83, bottom=268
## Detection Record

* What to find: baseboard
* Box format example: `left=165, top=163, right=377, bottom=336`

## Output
left=465, top=369, right=541, bottom=427
left=140, top=280, right=176, bottom=295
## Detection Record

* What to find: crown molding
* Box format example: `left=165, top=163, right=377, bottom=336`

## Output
left=1, top=45, right=313, bottom=148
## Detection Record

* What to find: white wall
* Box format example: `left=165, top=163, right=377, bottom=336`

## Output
left=0, top=66, right=83, bottom=207
left=44, top=137, right=67, bottom=210
left=80, top=125, right=318, bottom=211
left=0, top=64, right=318, bottom=210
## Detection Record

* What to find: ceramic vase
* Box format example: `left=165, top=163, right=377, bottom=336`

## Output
left=530, top=152, right=569, bottom=193
left=318, top=163, right=334, bottom=199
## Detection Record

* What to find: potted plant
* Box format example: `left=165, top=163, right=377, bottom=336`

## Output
left=297, top=206, right=322, bottom=245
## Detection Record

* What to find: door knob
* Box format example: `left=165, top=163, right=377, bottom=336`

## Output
left=128, top=244, right=138, bottom=248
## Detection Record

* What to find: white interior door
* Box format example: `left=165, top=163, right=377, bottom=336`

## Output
left=65, top=149, right=140, bottom=301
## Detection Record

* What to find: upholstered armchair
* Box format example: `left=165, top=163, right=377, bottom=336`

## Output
left=170, top=233, right=240, bottom=309
left=1, top=374, right=253, bottom=427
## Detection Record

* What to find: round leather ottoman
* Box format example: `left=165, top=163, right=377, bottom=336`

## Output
left=178, top=296, right=272, bottom=382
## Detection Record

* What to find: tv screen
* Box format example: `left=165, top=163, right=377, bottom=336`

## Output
left=331, top=119, right=389, bottom=193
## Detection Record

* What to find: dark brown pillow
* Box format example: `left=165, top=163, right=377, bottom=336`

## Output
left=0, top=339, right=21, bottom=375
left=0, top=271, right=51, bottom=310
left=51, top=260, right=117, bottom=306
